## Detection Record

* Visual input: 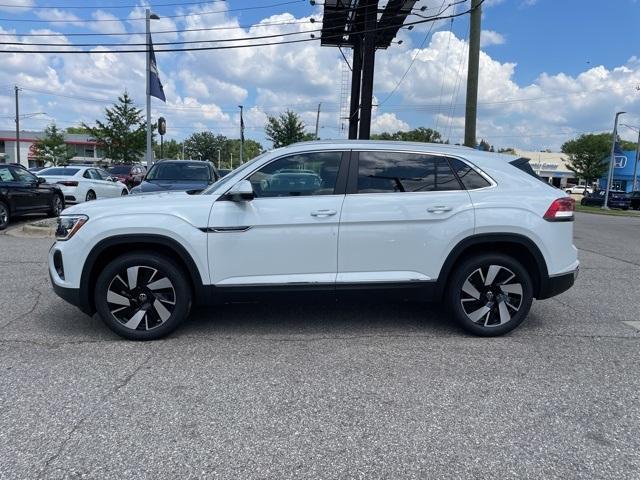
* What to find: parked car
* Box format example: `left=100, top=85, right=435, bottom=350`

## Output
left=580, top=190, right=631, bottom=209
left=0, top=163, right=64, bottom=230
left=28, top=166, right=46, bottom=173
left=218, top=168, right=231, bottom=177
left=628, top=191, right=640, bottom=210
left=565, top=185, right=593, bottom=195
left=38, top=166, right=129, bottom=204
left=49, top=141, right=579, bottom=340
left=130, top=160, right=219, bottom=195
left=107, top=164, right=147, bottom=189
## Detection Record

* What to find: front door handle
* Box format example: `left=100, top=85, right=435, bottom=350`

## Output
left=427, top=206, right=452, bottom=213
left=310, top=209, right=337, bottom=217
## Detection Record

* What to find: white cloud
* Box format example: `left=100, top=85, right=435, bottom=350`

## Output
left=481, top=30, right=506, bottom=47
left=371, top=113, right=410, bottom=134
left=0, top=0, right=34, bottom=13
left=34, top=9, right=83, bottom=27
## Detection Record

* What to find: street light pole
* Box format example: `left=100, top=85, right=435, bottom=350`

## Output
left=633, top=128, right=640, bottom=192
left=603, top=111, right=625, bottom=209
left=217, top=148, right=221, bottom=170
left=14, top=85, right=20, bottom=166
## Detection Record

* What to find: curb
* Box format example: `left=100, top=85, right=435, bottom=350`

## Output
left=5, top=220, right=57, bottom=239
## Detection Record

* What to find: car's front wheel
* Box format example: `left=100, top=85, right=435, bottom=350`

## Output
left=121, top=189, right=128, bottom=196
left=85, top=190, right=96, bottom=202
left=0, top=201, right=9, bottom=231
left=94, top=252, right=192, bottom=340
left=446, top=253, right=533, bottom=336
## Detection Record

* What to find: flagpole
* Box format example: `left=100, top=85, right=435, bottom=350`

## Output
left=239, top=105, right=244, bottom=164
left=145, top=9, right=152, bottom=168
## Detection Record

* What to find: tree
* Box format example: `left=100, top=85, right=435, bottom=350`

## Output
left=65, top=126, right=90, bottom=135
left=153, top=139, right=183, bottom=160
left=31, top=123, right=74, bottom=166
left=183, top=132, right=227, bottom=161
left=561, top=133, right=611, bottom=185
left=371, top=127, right=443, bottom=143
left=265, top=110, right=307, bottom=148
left=226, top=138, right=264, bottom=166
left=83, top=92, right=147, bottom=164
left=478, top=139, right=492, bottom=151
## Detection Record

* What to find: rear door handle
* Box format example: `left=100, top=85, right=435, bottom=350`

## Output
left=310, top=209, right=337, bottom=217
left=427, top=206, right=452, bottom=213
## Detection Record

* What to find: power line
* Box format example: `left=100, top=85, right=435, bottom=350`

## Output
left=9, top=19, right=315, bottom=38
left=0, top=0, right=226, bottom=9
left=0, top=6, right=479, bottom=53
left=0, top=0, right=305, bottom=23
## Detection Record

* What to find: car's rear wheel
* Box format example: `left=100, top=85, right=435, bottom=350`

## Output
left=85, top=190, right=96, bottom=202
left=446, top=253, right=533, bottom=336
left=0, top=201, right=9, bottom=231
left=48, top=194, right=63, bottom=217
left=121, top=189, right=128, bottom=196
left=94, top=252, right=192, bottom=340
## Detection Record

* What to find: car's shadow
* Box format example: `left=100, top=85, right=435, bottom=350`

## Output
left=175, top=299, right=459, bottom=338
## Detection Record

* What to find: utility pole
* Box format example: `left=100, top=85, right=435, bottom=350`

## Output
left=145, top=9, right=152, bottom=168
left=14, top=85, right=20, bottom=165
left=230, top=152, right=233, bottom=169
left=217, top=148, right=221, bottom=170
left=358, top=0, right=378, bottom=140
left=314, top=103, right=321, bottom=140
left=633, top=129, right=640, bottom=192
left=603, top=111, right=625, bottom=209
left=464, top=0, right=482, bottom=148
left=348, top=37, right=363, bottom=140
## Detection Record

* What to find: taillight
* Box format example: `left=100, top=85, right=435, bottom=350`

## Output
left=57, top=181, right=78, bottom=187
left=543, top=197, right=575, bottom=222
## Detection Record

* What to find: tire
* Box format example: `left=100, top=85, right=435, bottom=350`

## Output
left=85, top=190, right=96, bottom=202
left=94, top=252, right=192, bottom=340
left=0, top=201, right=9, bottom=231
left=47, top=194, right=63, bottom=218
left=446, top=253, right=534, bottom=337
left=121, top=189, right=128, bottom=196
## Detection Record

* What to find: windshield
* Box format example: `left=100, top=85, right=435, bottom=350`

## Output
left=39, top=168, right=80, bottom=176
left=146, top=162, right=211, bottom=181
left=202, top=152, right=270, bottom=194
left=108, top=165, right=132, bottom=174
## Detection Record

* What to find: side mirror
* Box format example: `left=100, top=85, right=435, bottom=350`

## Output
left=37, top=177, right=46, bottom=184
left=227, top=180, right=255, bottom=201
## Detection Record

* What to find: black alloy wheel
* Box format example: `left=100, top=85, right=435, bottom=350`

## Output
left=447, top=254, right=533, bottom=336
left=95, top=252, right=191, bottom=340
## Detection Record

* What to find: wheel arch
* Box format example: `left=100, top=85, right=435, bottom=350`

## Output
left=79, top=234, right=205, bottom=315
left=436, top=233, right=549, bottom=299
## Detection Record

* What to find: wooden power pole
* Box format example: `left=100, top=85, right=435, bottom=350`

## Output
left=464, top=0, right=482, bottom=148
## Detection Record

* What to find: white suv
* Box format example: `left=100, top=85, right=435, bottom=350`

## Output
left=49, top=141, right=579, bottom=340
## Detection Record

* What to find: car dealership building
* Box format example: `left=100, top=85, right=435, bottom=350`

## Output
left=0, top=129, right=108, bottom=168
left=513, top=149, right=577, bottom=188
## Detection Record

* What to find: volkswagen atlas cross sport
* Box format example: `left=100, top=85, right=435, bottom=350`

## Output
left=48, top=141, right=579, bottom=340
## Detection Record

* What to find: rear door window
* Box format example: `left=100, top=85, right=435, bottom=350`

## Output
left=355, top=151, right=462, bottom=193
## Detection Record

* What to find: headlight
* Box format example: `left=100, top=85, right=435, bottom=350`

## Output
left=56, top=215, right=88, bottom=241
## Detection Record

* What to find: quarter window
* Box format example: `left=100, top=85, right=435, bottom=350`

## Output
left=356, top=151, right=462, bottom=193
left=248, top=152, right=343, bottom=198
left=448, top=158, right=491, bottom=190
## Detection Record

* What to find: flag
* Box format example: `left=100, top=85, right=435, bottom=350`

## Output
left=149, top=37, right=166, bottom=102
left=239, top=107, right=245, bottom=144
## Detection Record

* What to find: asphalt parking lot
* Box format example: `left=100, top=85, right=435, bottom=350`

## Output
left=1, top=213, right=639, bottom=479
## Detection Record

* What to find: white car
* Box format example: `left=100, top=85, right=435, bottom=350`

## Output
left=48, top=141, right=579, bottom=340
left=38, top=166, right=129, bottom=204
left=565, top=185, right=593, bottom=195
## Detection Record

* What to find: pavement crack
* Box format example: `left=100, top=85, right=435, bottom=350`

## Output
left=37, top=353, right=154, bottom=479
left=1, top=287, right=42, bottom=330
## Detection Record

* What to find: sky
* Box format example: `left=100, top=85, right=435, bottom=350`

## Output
left=0, top=0, right=639, bottom=152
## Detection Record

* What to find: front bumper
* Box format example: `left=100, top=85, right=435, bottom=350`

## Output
left=48, top=244, right=93, bottom=315
left=537, top=267, right=579, bottom=299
